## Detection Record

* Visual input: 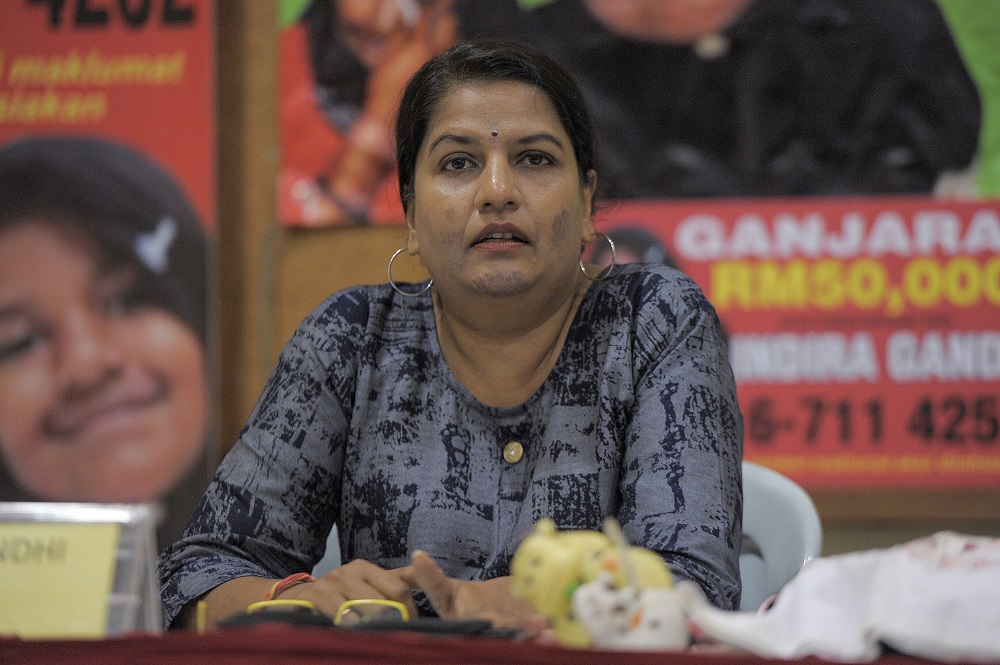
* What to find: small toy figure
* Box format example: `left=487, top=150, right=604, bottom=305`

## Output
left=510, top=518, right=684, bottom=648
left=572, top=573, right=692, bottom=650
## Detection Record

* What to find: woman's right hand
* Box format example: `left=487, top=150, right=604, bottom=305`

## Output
left=278, top=559, right=419, bottom=622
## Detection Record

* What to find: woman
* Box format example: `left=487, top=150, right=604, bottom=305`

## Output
left=280, top=0, right=459, bottom=226
left=160, top=39, right=742, bottom=631
left=0, top=136, right=211, bottom=547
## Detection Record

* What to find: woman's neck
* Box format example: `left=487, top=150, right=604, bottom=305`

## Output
left=432, top=280, right=591, bottom=408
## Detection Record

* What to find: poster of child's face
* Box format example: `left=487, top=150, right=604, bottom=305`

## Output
left=0, top=136, right=209, bottom=505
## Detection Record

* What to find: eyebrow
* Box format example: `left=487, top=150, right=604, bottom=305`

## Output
left=427, top=133, right=474, bottom=153
left=427, top=132, right=566, bottom=154
left=517, top=133, right=566, bottom=151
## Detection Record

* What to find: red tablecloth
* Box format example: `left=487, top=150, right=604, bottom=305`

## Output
left=0, top=625, right=954, bottom=665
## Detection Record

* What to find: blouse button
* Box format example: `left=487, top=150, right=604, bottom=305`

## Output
left=503, top=441, right=524, bottom=464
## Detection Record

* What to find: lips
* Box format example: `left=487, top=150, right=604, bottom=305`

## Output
left=473, top=223, right=528, bottom=246
left=45, top=368, right=167, bottom=443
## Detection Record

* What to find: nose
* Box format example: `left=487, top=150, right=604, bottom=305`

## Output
left=56, top=308, right=122, bottom=396
left=475, top=155, right=522, bottom=213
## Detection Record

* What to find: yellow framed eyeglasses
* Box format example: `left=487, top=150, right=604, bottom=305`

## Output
left=240, top=598, right=409, bottom=626
left=334, top=599, right=410, bottom=626
left=246, top=598, right=319, bottom=614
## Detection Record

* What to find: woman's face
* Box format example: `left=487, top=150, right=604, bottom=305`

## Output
left=0, top=220, right=207, bottom=502
left=406, top=80, right=596, bottom=300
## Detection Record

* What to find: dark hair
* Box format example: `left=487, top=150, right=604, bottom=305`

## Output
left=0, top=135, right=209, bottom=343
left=395, top=38, right=598, bottom=212
left=300, top=0, right=367, bottom=131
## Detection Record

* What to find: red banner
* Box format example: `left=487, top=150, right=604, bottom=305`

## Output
left=0, top=0, right=215, bottom=227
left=597, top=197, right=1000, bottom=489
left=0, top=0, right=216, bottom=546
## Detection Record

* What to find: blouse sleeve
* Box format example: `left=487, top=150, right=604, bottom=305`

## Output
left=618, top=268, right=744, bottom=610
left=158, top=291, right=365, bottom=627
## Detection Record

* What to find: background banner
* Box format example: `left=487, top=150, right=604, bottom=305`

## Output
left=0, top=0, right=216, bottom=225
left=0, top=0, right=216, bottom=547
left=277, top=0, right=992, bottom=227
left=276, top=0, right=999, bottom=491
left=595, top=197, right=1000, bottom=489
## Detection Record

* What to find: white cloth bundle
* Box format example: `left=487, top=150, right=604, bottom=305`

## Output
left=686, top=531, right=1000, bottom=662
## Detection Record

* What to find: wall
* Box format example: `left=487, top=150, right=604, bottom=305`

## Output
left=217, top=1, right=428, bottom=442
left=214, top=1, right=996, bottom=556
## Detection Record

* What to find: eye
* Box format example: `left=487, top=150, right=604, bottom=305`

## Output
left=518, top=151, right=554, bottom=167
left=442, top=155, right=476, bottom=171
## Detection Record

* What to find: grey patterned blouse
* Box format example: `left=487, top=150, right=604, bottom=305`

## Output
left=159, top=263, right=743, bottom=626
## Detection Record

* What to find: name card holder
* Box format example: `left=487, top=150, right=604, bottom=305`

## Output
left=0, top=502, right=162, bottom=638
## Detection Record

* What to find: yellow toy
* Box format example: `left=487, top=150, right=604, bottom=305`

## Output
left=510, top=518, right=673, bottom=647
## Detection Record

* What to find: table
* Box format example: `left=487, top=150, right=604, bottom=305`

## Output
left=0, top=625, right=952, bottom=665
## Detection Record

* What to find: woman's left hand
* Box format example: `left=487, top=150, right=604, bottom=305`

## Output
left=404, top=551, right=548, bottom=634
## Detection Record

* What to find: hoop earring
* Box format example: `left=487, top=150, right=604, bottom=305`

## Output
left=580, top=232, right=616, bottom=281
left=388, top=247, right=432, bottom=297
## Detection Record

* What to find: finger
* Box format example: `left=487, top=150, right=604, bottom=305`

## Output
left=521, top=614, right=552, bottom=639
left=291, top=575, right=347, bottom=619
left=410, top=550, right=457, bottom=617
left=532, top=627, right=560, bottom=645
left=396, top=563, right=417, bottom=587
left=363, top=562, right=416, bottom=599
left=310, top=561, right=416, bottom=618
left=367, top=565, right=420, bottom=618
left=319, top=560, right=389, bottom=599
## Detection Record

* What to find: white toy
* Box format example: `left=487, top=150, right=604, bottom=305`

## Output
left=573, top=573, right=691, bottom=650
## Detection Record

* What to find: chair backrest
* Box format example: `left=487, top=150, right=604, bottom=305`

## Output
left=739, top=460, right=822, bottom=611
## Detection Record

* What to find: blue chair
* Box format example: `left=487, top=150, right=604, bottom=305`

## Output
left=739, top=460, right=823, bottom=611
left=313, top=525, right=342, bottom=577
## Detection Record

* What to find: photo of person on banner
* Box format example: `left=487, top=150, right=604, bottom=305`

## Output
left=454, top=0, right=983, bottom=199
left=279, top=0, right=461, bottom=227
left=0, top=135, right=211, bottom=546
